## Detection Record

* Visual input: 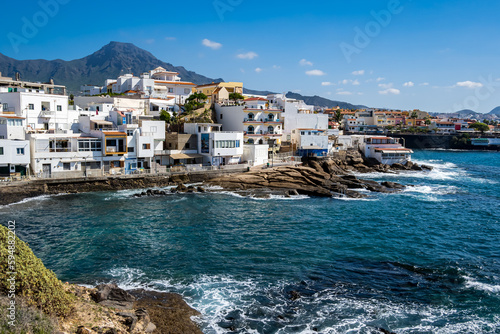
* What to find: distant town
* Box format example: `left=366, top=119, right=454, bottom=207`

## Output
left=0, top=67, right=499, bottom=180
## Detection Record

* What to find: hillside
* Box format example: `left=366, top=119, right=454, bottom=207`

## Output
left=286, top=92, right=367, bottom=109
left=0, top=42, right=223, bottom=93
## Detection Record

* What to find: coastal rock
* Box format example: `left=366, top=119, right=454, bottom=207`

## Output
left=206, top=164, right=410, bottom=198
left=116, top=312, right=138, bottom=331
left=92, top=283, right=135, bottom=310
left=129, top=289, right=202, bottom=334
left=381, top=181, right=406, bottom=190
left=421, top=164, right=434, bottom=170
left=391, top=163, right=408, bottom=170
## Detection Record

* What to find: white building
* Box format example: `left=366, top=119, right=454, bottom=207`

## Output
left=109, top=67, right=195, bottom=105
left=360, top=136, right=413, bottom=165
left=291, top=128, right=329, bottom=157
left=28, top=132, right=103, bottom=178
left=242, top=144, right=269, bottom=166
left=0, top=139, right=30, bottom=177
left=0, top=86, right=79, bottom=133
left=214, top=97, right=284, bottom=153
left=80, top=85, right=103, bottom=96
left=184, top=123, right=244, bottom=166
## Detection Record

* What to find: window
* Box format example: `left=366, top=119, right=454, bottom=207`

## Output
left=143, top=144, right=151, bottom=150
left=28, top=104, right=34, bottom=110
left=127, top=130, right=134, bottom=136
left=220, top=114, right=223, bottom=120
left=168, top=88, right=174, bottom=93
left=57, top=105, right=62, bottom=111
left=78, top=140, right=102, bottom=152
left=128, top=147, right=135, bottom=153
left=184, top=88, right=190, bottom=94
left=185, top=143, right=190, bottom=149
left=16, top=148, right=24, bottom=155
left=63, top=163, right=71, bottom=170
left=0, top=147, right=3, bottom=155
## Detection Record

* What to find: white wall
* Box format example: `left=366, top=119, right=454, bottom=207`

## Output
left=0, top=140, right=30, bottom=166
left=243, top=144, right=269, bottom=166
left=284, top=113, right=328, bottom=135
left=214, top=104, right=245, bottom=131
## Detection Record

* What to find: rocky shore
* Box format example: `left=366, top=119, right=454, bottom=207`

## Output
left=207, top=152, right=432, bottom=199
left=60, top=283, right=202, bottom=334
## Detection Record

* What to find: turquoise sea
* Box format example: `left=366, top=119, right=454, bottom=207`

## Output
left=1, top=150, right=499, bottom=333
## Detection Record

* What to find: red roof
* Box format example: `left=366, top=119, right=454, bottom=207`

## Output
left=245, top=97, right=267, bottom=102
left=0, top=115, right=24, bottom=119
left=103, top=131, right=127, bottom=136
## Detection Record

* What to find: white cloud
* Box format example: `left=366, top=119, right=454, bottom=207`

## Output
left=165, top=37, right=176, bottom=41
left=352, top=79, right=360, bottom=86
left=202, top=39, right=222, bottom=50
left=306, top=69, right=326, bottom=76
left=337, top=91, right=353, bottom=95
left=322, top=82, right=334, bottom=86
left=378, top=83, right=393, bottom=89
left=237, top=51, right=258, bottom=60
left=403, top=81, right=415, bottom=87
left=145, top=39, right=155, bottom=44
left=352, top=70, right=365, bottom=76
left=456, top=81, right=483, bottom=89
left=299, top=59, right=313, bottom=66
left=376, top=77, right=385, bottom=82
left=420, top=82, right=429, bottom=86
left=255, top=67, right=263, bottom=73
left=273, top=65, right=281, bottom=69
left=379, top=88, right=401, bottom=95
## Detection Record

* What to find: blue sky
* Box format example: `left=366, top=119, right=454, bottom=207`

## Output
left=1, top=0, right=500, bottom=113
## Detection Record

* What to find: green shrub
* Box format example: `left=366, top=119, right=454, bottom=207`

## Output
left=0, top=225, right=74, bottom=317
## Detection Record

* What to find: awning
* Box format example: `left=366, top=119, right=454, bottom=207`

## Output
left=151, top=102, right=172, bottom=109
left=91, top=120, right=113, bottom=125
left=375, top=149, right=414, bottom=154
left=170, top=153, right=203, bottom=160
left=154, top=86, right=168, bottom=90
left=302, top=146, right=325, bottom=150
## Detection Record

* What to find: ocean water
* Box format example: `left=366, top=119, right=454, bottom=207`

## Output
left=1, top=150, right=499, bottom=333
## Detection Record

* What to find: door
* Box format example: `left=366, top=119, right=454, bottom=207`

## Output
left=42, top=164, right=51, bottom=178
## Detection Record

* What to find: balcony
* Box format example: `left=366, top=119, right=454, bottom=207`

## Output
left=264, top=118, right=282, bottom=123
left=243, top=118, right=263, bottom=123
left=40, top=110, right=56, bottom=117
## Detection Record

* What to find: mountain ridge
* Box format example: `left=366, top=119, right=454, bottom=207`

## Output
left=0, top=41, right=223, bottom=93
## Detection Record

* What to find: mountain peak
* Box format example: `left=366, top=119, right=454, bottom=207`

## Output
left=0, top=42, right=223, bottom=92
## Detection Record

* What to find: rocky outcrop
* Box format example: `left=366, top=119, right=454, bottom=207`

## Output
left=60, top=284, right=201, bottom=334
left=92, top=283, right=136, bottom=310
left=208, top=165, right=406, bottom=198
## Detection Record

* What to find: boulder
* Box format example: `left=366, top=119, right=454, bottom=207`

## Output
left=116, top=312, right=137, bottom=331
left=381, top=181, right=405, bottom=190
left=92, top=284, right=136, bottom=310
left=391, top=163, right=408, bottom=170
left=421, top=164, right=433, bottom=170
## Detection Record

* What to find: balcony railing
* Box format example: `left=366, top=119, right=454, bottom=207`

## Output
left=40, top=110, right=56, bottom=117
left=244, top=118, right=263, bottom=123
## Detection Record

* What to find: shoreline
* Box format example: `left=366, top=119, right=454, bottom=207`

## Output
left=0, top=151, right=434, bottom=205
